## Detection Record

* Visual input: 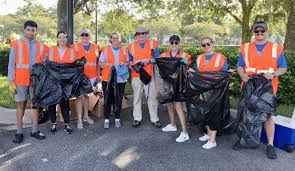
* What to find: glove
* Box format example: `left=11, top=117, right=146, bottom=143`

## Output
left=9, top=82, right=16, bottom=93
left=151, top=58, right=156, bottom=64
left=181, top=57, right=188, bottom=64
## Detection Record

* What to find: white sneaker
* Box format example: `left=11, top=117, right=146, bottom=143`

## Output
left=199, top=134, right=210, bottom=142
left=202, top=140, right=217, bottom=149
left=176, top=132, right=189, bottom=142
left=77, top=122, right=83, bottom=129
left=162, top=124, right=177, bottom=132
left=83, top=117, right=94, bottom=124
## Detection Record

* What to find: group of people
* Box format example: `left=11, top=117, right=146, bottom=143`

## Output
left=8, top=20, right=287, bottom=160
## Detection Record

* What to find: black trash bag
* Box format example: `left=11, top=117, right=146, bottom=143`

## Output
left=104, top=66, right=121, bottom=113
left=185, top=71, right=233, bottom=133
left=30, top=63, right=63, bottom=108
left=30, top=57, right=93, bottom=108
left=132, top=62, right=151, bottom=85
left=235, top=74, right=277, bottom=149
left=38, top=108, right=49, bottom=124
left=154, top=57, right=187, bottom=104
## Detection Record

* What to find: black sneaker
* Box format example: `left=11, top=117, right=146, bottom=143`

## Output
left=266, top=145, right=277, bottom=159
left=64, top=125, right=73, bottom=134
left=12, top=134, right=24, bottom=143
left=50, top=125, right=57, bottom=134
left=232, top=140, right=243, bottom=151
left=30, top=131, right=46, bottom=140
left=132, top=120, right=141, bottom=128
left=151, top=121, right=162, bottom=128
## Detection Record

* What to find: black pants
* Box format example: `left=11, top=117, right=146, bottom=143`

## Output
left=102, top=81, right=126, bottom=119
left=48, top=99, right=70, bottom=124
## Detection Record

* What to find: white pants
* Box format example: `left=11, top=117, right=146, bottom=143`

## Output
left=132, top=77, right=159, bottom=122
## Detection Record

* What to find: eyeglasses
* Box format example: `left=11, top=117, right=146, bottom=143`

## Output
left=254, top=30, right=266, bottom=34
left=81, top=33, right=89, bottom=37
left=135, top=32, right=145, bottom=36
left=170, top=41, right=179, bottom=45
left=201, top=43, right=211, bottom=47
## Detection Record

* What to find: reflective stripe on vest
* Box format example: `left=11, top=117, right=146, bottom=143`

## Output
left=272, top=43, right=277, bottom=58
left=150, top=40, right=153, bottom=50
left=244, top=43, right=250, bottom=67
left=74, top=43, right=78, bottom=51
left=49, top=48, right=54, bottom=61
left=16, top=39, right=30, bottom=68
left=196, top=55, right=202, bottom=68
left=70, top=49, right=74, bottom=61
left=40, top=42, right=44, bottom=55
left=131, top=40, right=154, bottom=57
left=104, top=46, right=109, bottom=62
left=94, top=44, right=99, bottom=56
left=214, top=53, right=221, bottom=67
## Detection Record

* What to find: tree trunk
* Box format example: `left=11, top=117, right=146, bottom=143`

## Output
left=241, top=2, right=253, bottom=43
left=284, top=0, right=295, bottom=52
left=57, top=0, right=67, bottom=32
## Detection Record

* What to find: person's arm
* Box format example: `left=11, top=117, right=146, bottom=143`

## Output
left=98, top=52, right=113, bottom=69
left=264, top=52, right=287, bottom=79
left=236, top=53, right=250, bottom=82
left=8, top=44, right=17, bottom=93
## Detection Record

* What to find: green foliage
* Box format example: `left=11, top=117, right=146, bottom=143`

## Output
left=0, top=77, right=16, bottom=108
left=0, top=43, right=10, bottom=76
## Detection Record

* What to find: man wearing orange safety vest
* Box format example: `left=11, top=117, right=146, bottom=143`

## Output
left=128, top=27, right=161, bottom=128
left=71, top=29, right=100, bottom=129
left=233, top=21, right=288, bottom=159
left=8, top=20, right=48, bottom=143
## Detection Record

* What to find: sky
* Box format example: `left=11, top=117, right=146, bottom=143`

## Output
left=0, top=0, right=57, bottom=15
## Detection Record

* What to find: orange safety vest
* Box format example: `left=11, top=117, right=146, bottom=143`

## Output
left=160, top=50, right=191, bottom=64
left=48, top=46, right=75, bottom=63
left=196, top=52, right=227, bottom=72
left=72, top=43, right=100, bottom=78
left=101, top=45, right=128, bottom=81
left=10, top=39, right=46, bottom=86
left=128, top=39, right=158, bottom=78
left=240, top=41, right=283, bottom=94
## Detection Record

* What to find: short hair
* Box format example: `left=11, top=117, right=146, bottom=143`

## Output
left=24, top=20, right=38, bottom=30
left=56, top=31, right=68, bottom=38
left=110, top=32, right=122, bottom=43
left=201, top=37, right=213, bottom=44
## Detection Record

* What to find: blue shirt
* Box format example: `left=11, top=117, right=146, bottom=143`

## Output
left=128, top=41, right=160, bottom=61
left=194, top=53, right=228, bottom=72
left=83, top=44, right=91, bottom=51
left=236, top=42, right=287, bottom=68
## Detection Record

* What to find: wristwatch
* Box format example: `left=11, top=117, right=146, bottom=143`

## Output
left=272, top=72, right=276, bottom=77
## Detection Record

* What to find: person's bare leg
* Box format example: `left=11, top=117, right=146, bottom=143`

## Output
left=167, top=102, right=175, bottom=126
left=208, top=129, right=217, bottom=143
left=264, top=117, right=275, bottom=146
left=175, top=102, right=187, bottom=133
left=83, top=96, right=90, bottom=118
left=76, top=97, right=83, bottom=128
left=16, top=101, right=26, bottom=133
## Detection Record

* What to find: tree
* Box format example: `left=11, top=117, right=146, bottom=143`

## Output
left=284, top=0, right=295, bottom=52
left=99, top=9, right=137, bottom=38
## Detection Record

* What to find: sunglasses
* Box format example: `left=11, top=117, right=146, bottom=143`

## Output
left=201, top=43, right=211, bottom=47
left=170, top=41, right=179, bottom=45
left=135, top=32, right=145, bottom=36
left=254, top=30, right=266, bottom=34
left=81, top=33, right=89, bottom=37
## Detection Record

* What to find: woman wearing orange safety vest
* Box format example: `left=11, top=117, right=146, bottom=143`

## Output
left=47, top=31, right=77, bottom=135
left=71, top=29, right=100, bottom=129
left=98, top=33, right=129, bottom=129
left=159, top=35, right=192, bottom=143
left=194, top=37, right=228, bottom=150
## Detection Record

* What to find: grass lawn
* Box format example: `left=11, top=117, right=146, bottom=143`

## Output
left=0, top=77, right=16, bottom=108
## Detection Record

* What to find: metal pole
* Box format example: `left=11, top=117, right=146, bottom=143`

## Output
left=95, top=0, right=98, bottom=44
left=67, top=0, right=74, bottom=45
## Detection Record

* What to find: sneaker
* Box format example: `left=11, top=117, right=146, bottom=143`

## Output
left=162, top=124, right=177, bottom=132
left=176, top=132, right=189, bottom=142
left=132, top=120, right=141, bottom=128
left=30, top=131, right=46, bottom=140
left=77, top=122, right=83, bottom=129
left=64, top=125, right=73, bottom=134
left=12, top=134, right=24, bottom=143
left=202, top=140, right=217, bottom=149
left=83, top=117, right=94, bottom=124
left=50, top=125, right=57, bottom=134
left=115, top=120, right=121, bottom=128
left=151, top=121, right=162, bottom=128
left=199, top=134, right=210, bottom=142
left=104, top=120, right=109, bottom=129
left=232, top=140, right=243, bottom=151
left=266, top=145, right=277, bottom=159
